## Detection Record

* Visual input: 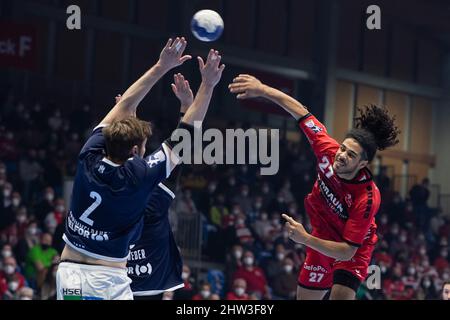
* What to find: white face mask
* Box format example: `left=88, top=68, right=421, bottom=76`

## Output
left=17, top=215, right=27, bottom=223
left=28, top=227, right=38, bottom=236
left=200, top=290, right=211, bottom=299
left=2, top=250, right=12, bottom=258
left=3, top=189, right=11, bottom=197
left=284, top=265, right=293, bottom=273
left=8, top=281, right=19, bottom=292
left=5, top=265, right=15, bottom=275
left=254, top=202, right=262, bottom=209
left=45, top=193, right=54, bottom=202
left=234, top=287, right=245, bottom=297
left=181, top=272, right=189, bottom=280
left=56, top=205, right=65, bottom=212
left=12, top=198, right=20, bottom=207
left=234, top=250, right=243, bottom=259
left=276, top=253, right=285, bottom=261
left=244, top=257, right=254, bottom=266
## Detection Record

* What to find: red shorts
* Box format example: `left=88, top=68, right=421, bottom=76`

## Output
left=297, top=241, right=376, bottom=290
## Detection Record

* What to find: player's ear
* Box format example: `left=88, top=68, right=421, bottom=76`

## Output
left=358, top=159, right=368, bottom=170
left=130, top=145, right=139, bottom=156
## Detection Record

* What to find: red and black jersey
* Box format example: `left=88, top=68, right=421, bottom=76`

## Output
left=298, top=114, right=380, bottom=247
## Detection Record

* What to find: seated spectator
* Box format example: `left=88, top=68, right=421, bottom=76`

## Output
left=271, top=257, right=297, bottom=300
left=24, top=232, right=58, bottom=288
left=0, top=256, right=27, bottom=300
left=232, top=250, right=271, bottom=299
left=442, top=281, right=450, bottom=300
left=226, top=278, right=249, bottom=300
left=192, top=281, right=213, bottom=300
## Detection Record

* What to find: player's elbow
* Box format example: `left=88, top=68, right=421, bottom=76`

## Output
left=338, top=246, right=357, bottom=261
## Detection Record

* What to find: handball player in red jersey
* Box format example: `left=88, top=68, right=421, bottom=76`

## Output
left=229, top=74, right=400, bottom=300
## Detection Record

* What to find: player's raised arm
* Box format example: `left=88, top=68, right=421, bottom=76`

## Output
left=171, top=73, right=194, bottom=118
left=228, top=74, right=309, bottom=120
left=99, top=37, right=192, bottom=126
left=180, top=49, right=225, bottom=125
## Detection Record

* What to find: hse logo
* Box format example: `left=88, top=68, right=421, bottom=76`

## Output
left=128, top=263, right=153, bottom=277
left=62, top=288, right=103, bottom=300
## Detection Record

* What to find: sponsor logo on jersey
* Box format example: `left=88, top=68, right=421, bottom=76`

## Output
left=67, top=212, right=110, bottom=241
left=146, top=150, right=166, bottom=168
left=303, top=264, right=327, bottom=273
left=318, top=178, right=348, bottom=219
left=128, top=262, right=153, bottom=277
left=305, top=120, right=323, bottom=133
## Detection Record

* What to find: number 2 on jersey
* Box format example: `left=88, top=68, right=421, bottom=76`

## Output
left=318, top=156, right=334, bottom=178
left=79, top=191, right=102, bottom=226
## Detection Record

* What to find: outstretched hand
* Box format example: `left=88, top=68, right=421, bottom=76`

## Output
left=158, top=37, right=192, bottom=71
left=198, top=49, right=226, bottom=87
left=228, top=74, right=266, bottom=99
left=171, top=73, right=194, bottom=113
left=281, top=214, right=310, bottom=245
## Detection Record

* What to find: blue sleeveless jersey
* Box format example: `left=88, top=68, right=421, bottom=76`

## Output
left=128, top=184, right=184, bottom=295
left=63, top=125, right=178, bottom=262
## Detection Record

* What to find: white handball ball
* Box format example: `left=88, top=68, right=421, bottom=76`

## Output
left=190, top=9, right=224, bottom=42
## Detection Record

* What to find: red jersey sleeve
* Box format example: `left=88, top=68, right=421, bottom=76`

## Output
left=343, top=185, right=381, bottom=246
left=298, top=114, right=340, bottom=159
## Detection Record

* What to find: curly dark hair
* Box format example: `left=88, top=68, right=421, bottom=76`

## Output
left=345, top=104, right=400, bottom=162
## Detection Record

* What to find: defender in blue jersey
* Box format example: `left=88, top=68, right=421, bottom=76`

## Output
left=56, top=39, right=226, bottom=300
left=127, top=74, right=193, bottom=298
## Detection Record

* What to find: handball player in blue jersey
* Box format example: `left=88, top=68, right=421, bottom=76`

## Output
left=56, top=37, right=226, bottom=300
left=116, top=75, right=191, bottom=299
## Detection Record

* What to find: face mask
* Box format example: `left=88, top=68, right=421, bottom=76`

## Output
left=244, top=257, right=254, bottom=266
left=234, top=250, right=243, bottom=259
left=284, top=265, right=293, bottom=273
left=419, top=248, right=427, bottom=255
left=391, top=228, right=399, bottom=235
left=272, top=219, right=279, bottom=226
left=28, top=227, right=38, bottom=236
left=181, top=272, right=189, bottom=280
left=262, top=187, right=269, bottom=194
left=400, top=236, right=407, bottom=243
left=242, top=190, right=249, bottom=197
left=12, top=198, right=20, bottom=207
left=235, top=288, right=245, bottom=297
left=232, top=209, right=240, bottom=215
left=45, top=193, right=54, bottom=202
left=8, top=281, right=19, bottom=292
left=380, top=217, right=388, bottom=224
left=423, top=280, right=431, bottom=288
left=260, top=214, right=268, bottom=221
left=208, top=184, right=216, bottom=193
left=3, top=189, right=11, bottom=197
left=56, top=205, right=65, bottom=212
left=17, top=215, right=27, bottom=223
left=254, top=202, right=262, bottom=209
left=200, top=290, right=211, bottom=299
left=441, top=251, right=448, bottom=258
left=407, top=267, right=415, bottom=276
left=5, top=265, right=15, bottom=275
left=237, top=219, right=244, bottom=225
left=2, top=250, right=12, bottom=258
left=289, top=208, right=296, bottom=214
left=277, top=197, right=284, bottom=203
left=276, top=253, right=285, bottom=261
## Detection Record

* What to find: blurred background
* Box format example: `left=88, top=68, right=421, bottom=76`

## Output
left=0, top=0, right=449, bottom=300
